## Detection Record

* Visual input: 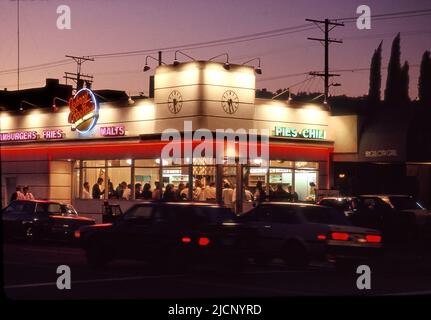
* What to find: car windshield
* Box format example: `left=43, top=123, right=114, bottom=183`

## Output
left=388, top=196, right=426, bottom=210
left=61, top=204, right=78, bottom=215
left=301, top=206, right=351, bottom=226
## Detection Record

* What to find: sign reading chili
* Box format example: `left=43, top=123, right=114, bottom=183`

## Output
left=68, top=88, right=99, bottom=134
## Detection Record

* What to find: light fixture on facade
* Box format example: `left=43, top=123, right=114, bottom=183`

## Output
left=173, top=50, right=196, bottom=66
left=52, top=97, right=69, bottom=112
left=19, top=100, right=39, bottom=112
left=143, top=55, right=166, bottom=72
left=209, top=53, right=230, bottom=70
left=241, top=57, right=262, bottom=74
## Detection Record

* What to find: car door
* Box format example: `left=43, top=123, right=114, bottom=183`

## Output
left=249, top=205, right=282, bottom=255
left=270, top=206, right=302, bottom=249
left=112, top=204, right=155, bottom=260
left=2, top=201, right=36, bottom=238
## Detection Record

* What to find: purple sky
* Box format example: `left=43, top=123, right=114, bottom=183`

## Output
left=1, top=0, right=430, bottom=98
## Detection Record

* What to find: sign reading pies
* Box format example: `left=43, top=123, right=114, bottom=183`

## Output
left=68, top=88, right=99, bottom=134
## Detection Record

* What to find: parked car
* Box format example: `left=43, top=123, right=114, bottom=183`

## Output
left=318, top=197, right=359, bottom=217
left=2, top=200, right=95, bottom=242
left=76, top=202, right=255, bottom=271
left=239, top=202, right=382, bottom=270
left=319, top=195, right=431, bottom=243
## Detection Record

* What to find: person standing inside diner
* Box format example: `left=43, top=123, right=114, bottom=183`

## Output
left=82, top=182, right=91, bottom=199
left=254, top=181, right=266, bottom=203
left=287, top=185, right=299, bottom=203
left=92, top=178, right=105, bottom=199
left=141, top=183, right=152, bottom=199
left=22, top=186, right=35, bottom=200
left=152, top=181, right=162, bottom=200
left=222, top=182, right=234, bottom=210
left=122, top=183, right=132, bottom=200
left=205, top=182, right=216, bottom=201
left=135, top=183, right=142, bottom=199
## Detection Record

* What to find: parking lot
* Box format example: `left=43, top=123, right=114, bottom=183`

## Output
left=4, top=242, right=431, bottom=299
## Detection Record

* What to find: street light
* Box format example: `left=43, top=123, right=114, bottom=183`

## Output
left=173, top=50, right=196, bottom=66
left=143, top=55, right=166, bottom=72
left=19, top=100, right=39, bottom=112
left=241, top=57, right=262, bottom=74
left=209, top=53, right=230, bottom=70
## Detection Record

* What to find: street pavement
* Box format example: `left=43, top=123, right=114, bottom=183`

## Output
left=3, top=242, right=431, bottom=299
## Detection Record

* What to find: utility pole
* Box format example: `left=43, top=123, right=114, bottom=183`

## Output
left=64, top=55, right=95, bottom=92
left=306, top=18, right=344, bottom=104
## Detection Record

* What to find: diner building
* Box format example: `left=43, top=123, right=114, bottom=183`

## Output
left=1, top=61, right=358, bottom=218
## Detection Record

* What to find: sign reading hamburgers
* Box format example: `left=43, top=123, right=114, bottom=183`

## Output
left=68, top=88, right=99, bottom=134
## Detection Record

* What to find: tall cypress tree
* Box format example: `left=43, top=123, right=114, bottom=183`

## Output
left=384, top=33, right=402, bottom=106
left=418, top=50, right=431, bottom=105
left=368, top=41, right=383, bottom=105
left=400, top=61, right=410, bottom=104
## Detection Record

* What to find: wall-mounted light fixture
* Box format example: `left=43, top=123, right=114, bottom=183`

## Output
left=209, top=53, right=230, bottom=70
left=52, top=97, right=69, bottom=112
left=173, top=50, right=196, bottom=66
left=19, top=100, right=39, bottom=112
left=241, top=57, right=262, bottom=74
left=143, top=55, right=166, bottom=72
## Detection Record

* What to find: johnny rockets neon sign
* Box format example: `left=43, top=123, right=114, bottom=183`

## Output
left=68, top=88, right=99, bottom=134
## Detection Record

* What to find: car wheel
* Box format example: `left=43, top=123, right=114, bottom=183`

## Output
left=24, top=226, right=39, bottom=244
left=284, top=241, right=309, bottom=270
left=85, top=240, right=111, bottom=269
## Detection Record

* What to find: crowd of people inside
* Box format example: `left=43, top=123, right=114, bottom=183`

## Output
left=83, top=177, right=313, bottom=210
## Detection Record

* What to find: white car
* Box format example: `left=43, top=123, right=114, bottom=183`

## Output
left=241, top=202, right=382, bottom=270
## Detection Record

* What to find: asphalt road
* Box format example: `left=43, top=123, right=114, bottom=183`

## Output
left=3, top=242, right=431, bottom=300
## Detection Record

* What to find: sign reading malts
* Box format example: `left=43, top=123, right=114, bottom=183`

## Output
left=100, top=126, right=125, bottom=137
left=68, top=88, right=99, bottom=134
left=274, top=126, right=326, bottom=140
left=0, top=131, right=38, bottom=142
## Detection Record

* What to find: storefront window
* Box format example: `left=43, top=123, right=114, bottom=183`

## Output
left=81, top=160, right=106, bottom=200
left=294, top=170, right=317, bottom=201
left=192, top=158, right=216, bottom=202
left=135, top=159, right=161, bottom=200
left=107, top=159, right=131, bottom=200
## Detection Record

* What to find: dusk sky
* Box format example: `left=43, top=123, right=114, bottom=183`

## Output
left=1, top=0, right=430, bottom=98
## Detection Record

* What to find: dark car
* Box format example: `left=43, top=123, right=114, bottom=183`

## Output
left=76, top=202, right=255, bottom=271
left=319, top=195, right=431, bottom=243
left=2, top=200, right=95, bottom=242
left=240, top=202, right=382, bottom=270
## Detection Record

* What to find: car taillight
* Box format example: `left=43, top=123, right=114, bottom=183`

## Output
left=181, top=236, right=192, bottom=243
left=317, top=234, right=327, bottom=240
left=331, top=232, right=349, bottom=241
left=366, top=234, right=382, bottom=243
left=74, top=230, right=80, bottom=239
left=198, top=237, right=210, bottom=246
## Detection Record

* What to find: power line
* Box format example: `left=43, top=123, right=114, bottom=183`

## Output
left=89, top=23, right=314, bottom=58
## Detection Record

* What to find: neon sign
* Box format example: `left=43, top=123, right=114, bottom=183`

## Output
left=0, top=131, right=38, bottom=142
left=274, top=126, right=326, bottom=140
left=100, top=126, right=125, bottom=137
left=68, top=88, right=99, bottom=134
